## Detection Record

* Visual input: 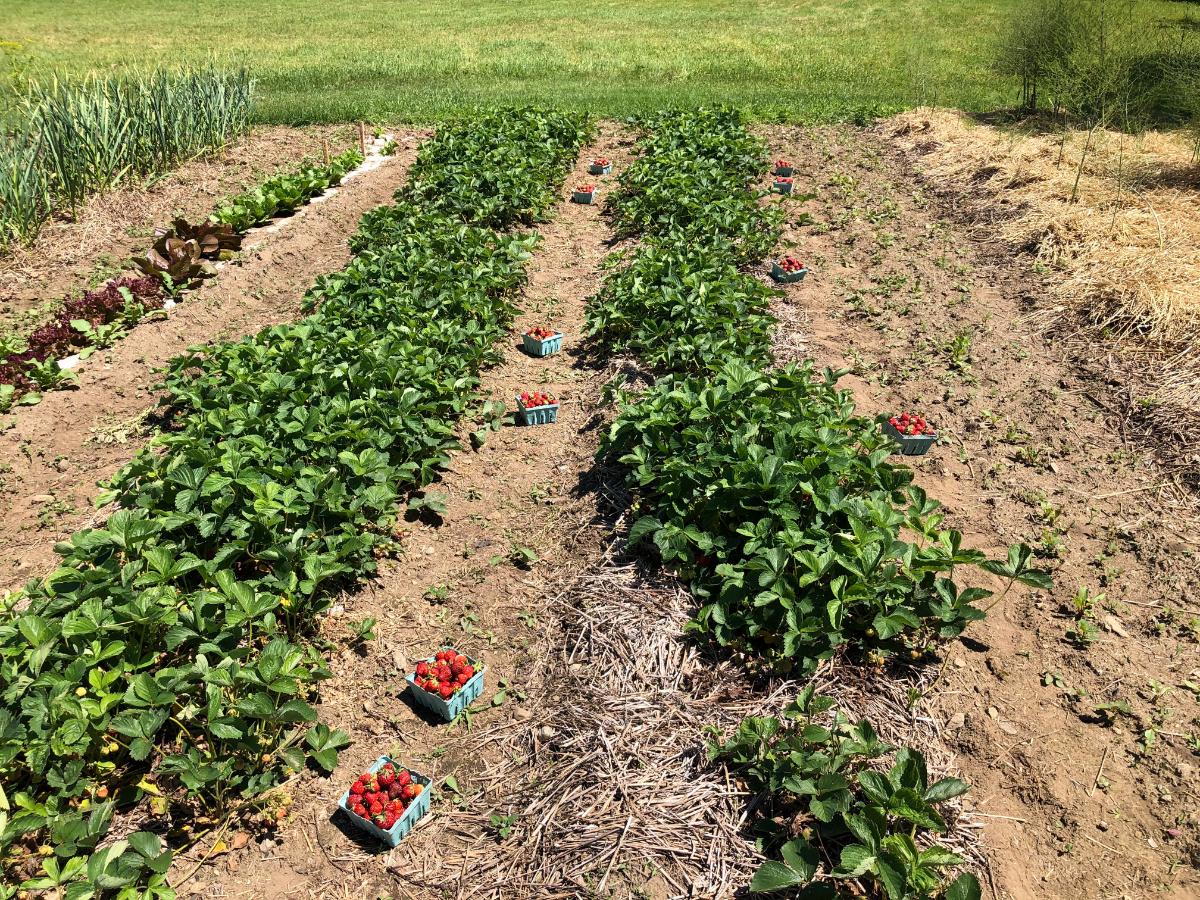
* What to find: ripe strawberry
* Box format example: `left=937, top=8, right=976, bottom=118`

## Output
left=352, top=802, right=367, bottom=818
left=415, top=661, right=430, bottom=677
left=349, top=780, right=364, bottom=796
left=397, top=769, right=412, bottom=786
left=378, top=768, right=395, bottom=788
left=369, top=800, right=384, bottom=816
left=403, top=783, right=418, bottom=800
left=388, top=781, right=403, bottom=799
left=438, top=682, right=454, bottom=699
left=423, top=679, right=439, bottom=694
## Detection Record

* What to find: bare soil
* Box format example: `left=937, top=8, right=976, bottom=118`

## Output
left=0, top=130, right=429, bottom=593
left=761, top=123, right=1199, bottom=900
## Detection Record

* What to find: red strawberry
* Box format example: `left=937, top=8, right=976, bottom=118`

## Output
left=388, top=781, right=403, bottom=799
left=438, top=682, right=454, bottom=699
left=378, top=768, right=395, bottom=788
left=403, top=783, right=418, bottom=800
left=352, top=802, right=367, bottom=818
left=349, top=780, right=364, bottom=796
left=369, top=800, right=384, bottom=815
left=415, top=661, right=430, bottom=677
left=397, top=769, right=412, bottom=786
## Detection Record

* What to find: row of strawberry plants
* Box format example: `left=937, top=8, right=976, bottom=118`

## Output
left=0, top=107, right=589, bottom=897
left=0, top=150, right=363, bottom=413
left=589, top=110, right=1046, bottom=898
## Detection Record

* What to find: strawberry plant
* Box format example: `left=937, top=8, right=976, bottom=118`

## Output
left=586, top=241, right=775, bottom=373
left=0, top=107, right=587, bottom=894
left=710, top=687, right=982, bottom=899
left=602, top=361, right=1048, bottom=670
left=590, top=110, right=1050, bottom=672
left=606, top=107, right=782, bottom=265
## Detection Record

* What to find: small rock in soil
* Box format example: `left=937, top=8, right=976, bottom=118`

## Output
left=514, top=708, right=533, bottom=721
left=947, top=712, right=966, bottom=731
left=392, top=648, right=407, bottom=672
left=30, top=494, right=54, bottom=505
left=229, top=832, right=251, bottom=851
left=536, top=725, right=557, bottom=740
left=259, top=838, right=276, bottom=852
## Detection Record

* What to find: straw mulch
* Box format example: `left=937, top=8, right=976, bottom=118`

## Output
left=401, top=546, right=982, bottom=899
left=887, top=108, right=1200, bottom=481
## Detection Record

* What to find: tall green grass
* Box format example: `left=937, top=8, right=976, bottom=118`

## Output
left=0, top=68, right=252, bottom=249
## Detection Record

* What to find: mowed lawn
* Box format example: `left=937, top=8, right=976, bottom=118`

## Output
left=0, top=0, right=1188, bottom=123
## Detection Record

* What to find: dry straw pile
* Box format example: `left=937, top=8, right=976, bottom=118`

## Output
left=888, top=107, right=1200, bottom=477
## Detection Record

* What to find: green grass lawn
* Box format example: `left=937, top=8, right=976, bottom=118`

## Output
left=0, top=0, right=1188, bottom=124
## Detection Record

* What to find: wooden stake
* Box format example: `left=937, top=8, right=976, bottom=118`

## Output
left=358, top=122, right=367, bottom=157
left=322, top=139, right=329, bottom=166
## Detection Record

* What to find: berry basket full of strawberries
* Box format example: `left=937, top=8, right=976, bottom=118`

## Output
left=572, top=183, right=597, bottom=204
left=405, top=648, right=485, bottom=721
left=338, top=757, right=432, bottom=847
left=883, top=412, right=937, bottom=456
left=522, top=325, right=564, bottom=358
left=588, top=157, right=612, bottom=175
left=771, top=256, right=807, bottom=284
left=773, top=159, right=794, bottom=178
left=772, top=176, right=794, bottom=195
left=516, top=390, right=559, bottom=425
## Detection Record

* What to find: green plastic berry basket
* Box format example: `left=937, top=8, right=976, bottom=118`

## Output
left=882, top=421, right=937, bottom=456
left=405, top=650, right=485, bottom=721
left=338, top=756, right=432, bottom=848
left=771, top=262, right=807, bottom=284
left=773, top=165, right=794, bottom=177
left=572, top=190, right=596, bottom=204
left=588, top=163, right=612, bottom=175
left=772, top=180, right=794, bottom=195
left=522, top=331, right=564, bottom=357
left=516, top=398, right=559, bottom=425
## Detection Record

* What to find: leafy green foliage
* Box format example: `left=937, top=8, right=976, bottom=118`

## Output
left=402, top=107, right=593, bottom=229
left=585, top=241, right=775, bottom=373
left=711, top=687, right=980, bottom=899
left=601, top=361, right=1021, bottom=669
left=607, top=107, right=783, bottom=264
left=584, top=107, right=781, bottom=373
left=211, top=148, right=363, bottom=232
left=0, top=107, right=587, bottom=893
left=591, top=109, right=1049, bottom=672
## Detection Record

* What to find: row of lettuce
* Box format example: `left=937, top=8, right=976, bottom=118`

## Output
left=0, top=149, right=363, bottom=412
left=0, top=108, right=589, bottom=897
left=587, top=109, right=1047, bottom=899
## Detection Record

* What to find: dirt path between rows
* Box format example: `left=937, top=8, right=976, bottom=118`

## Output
left=762, top=124, right=1199, bottom=900
left=0, top=131, right=428, bottom=594
left=174, top=124, right=634, bottom=900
